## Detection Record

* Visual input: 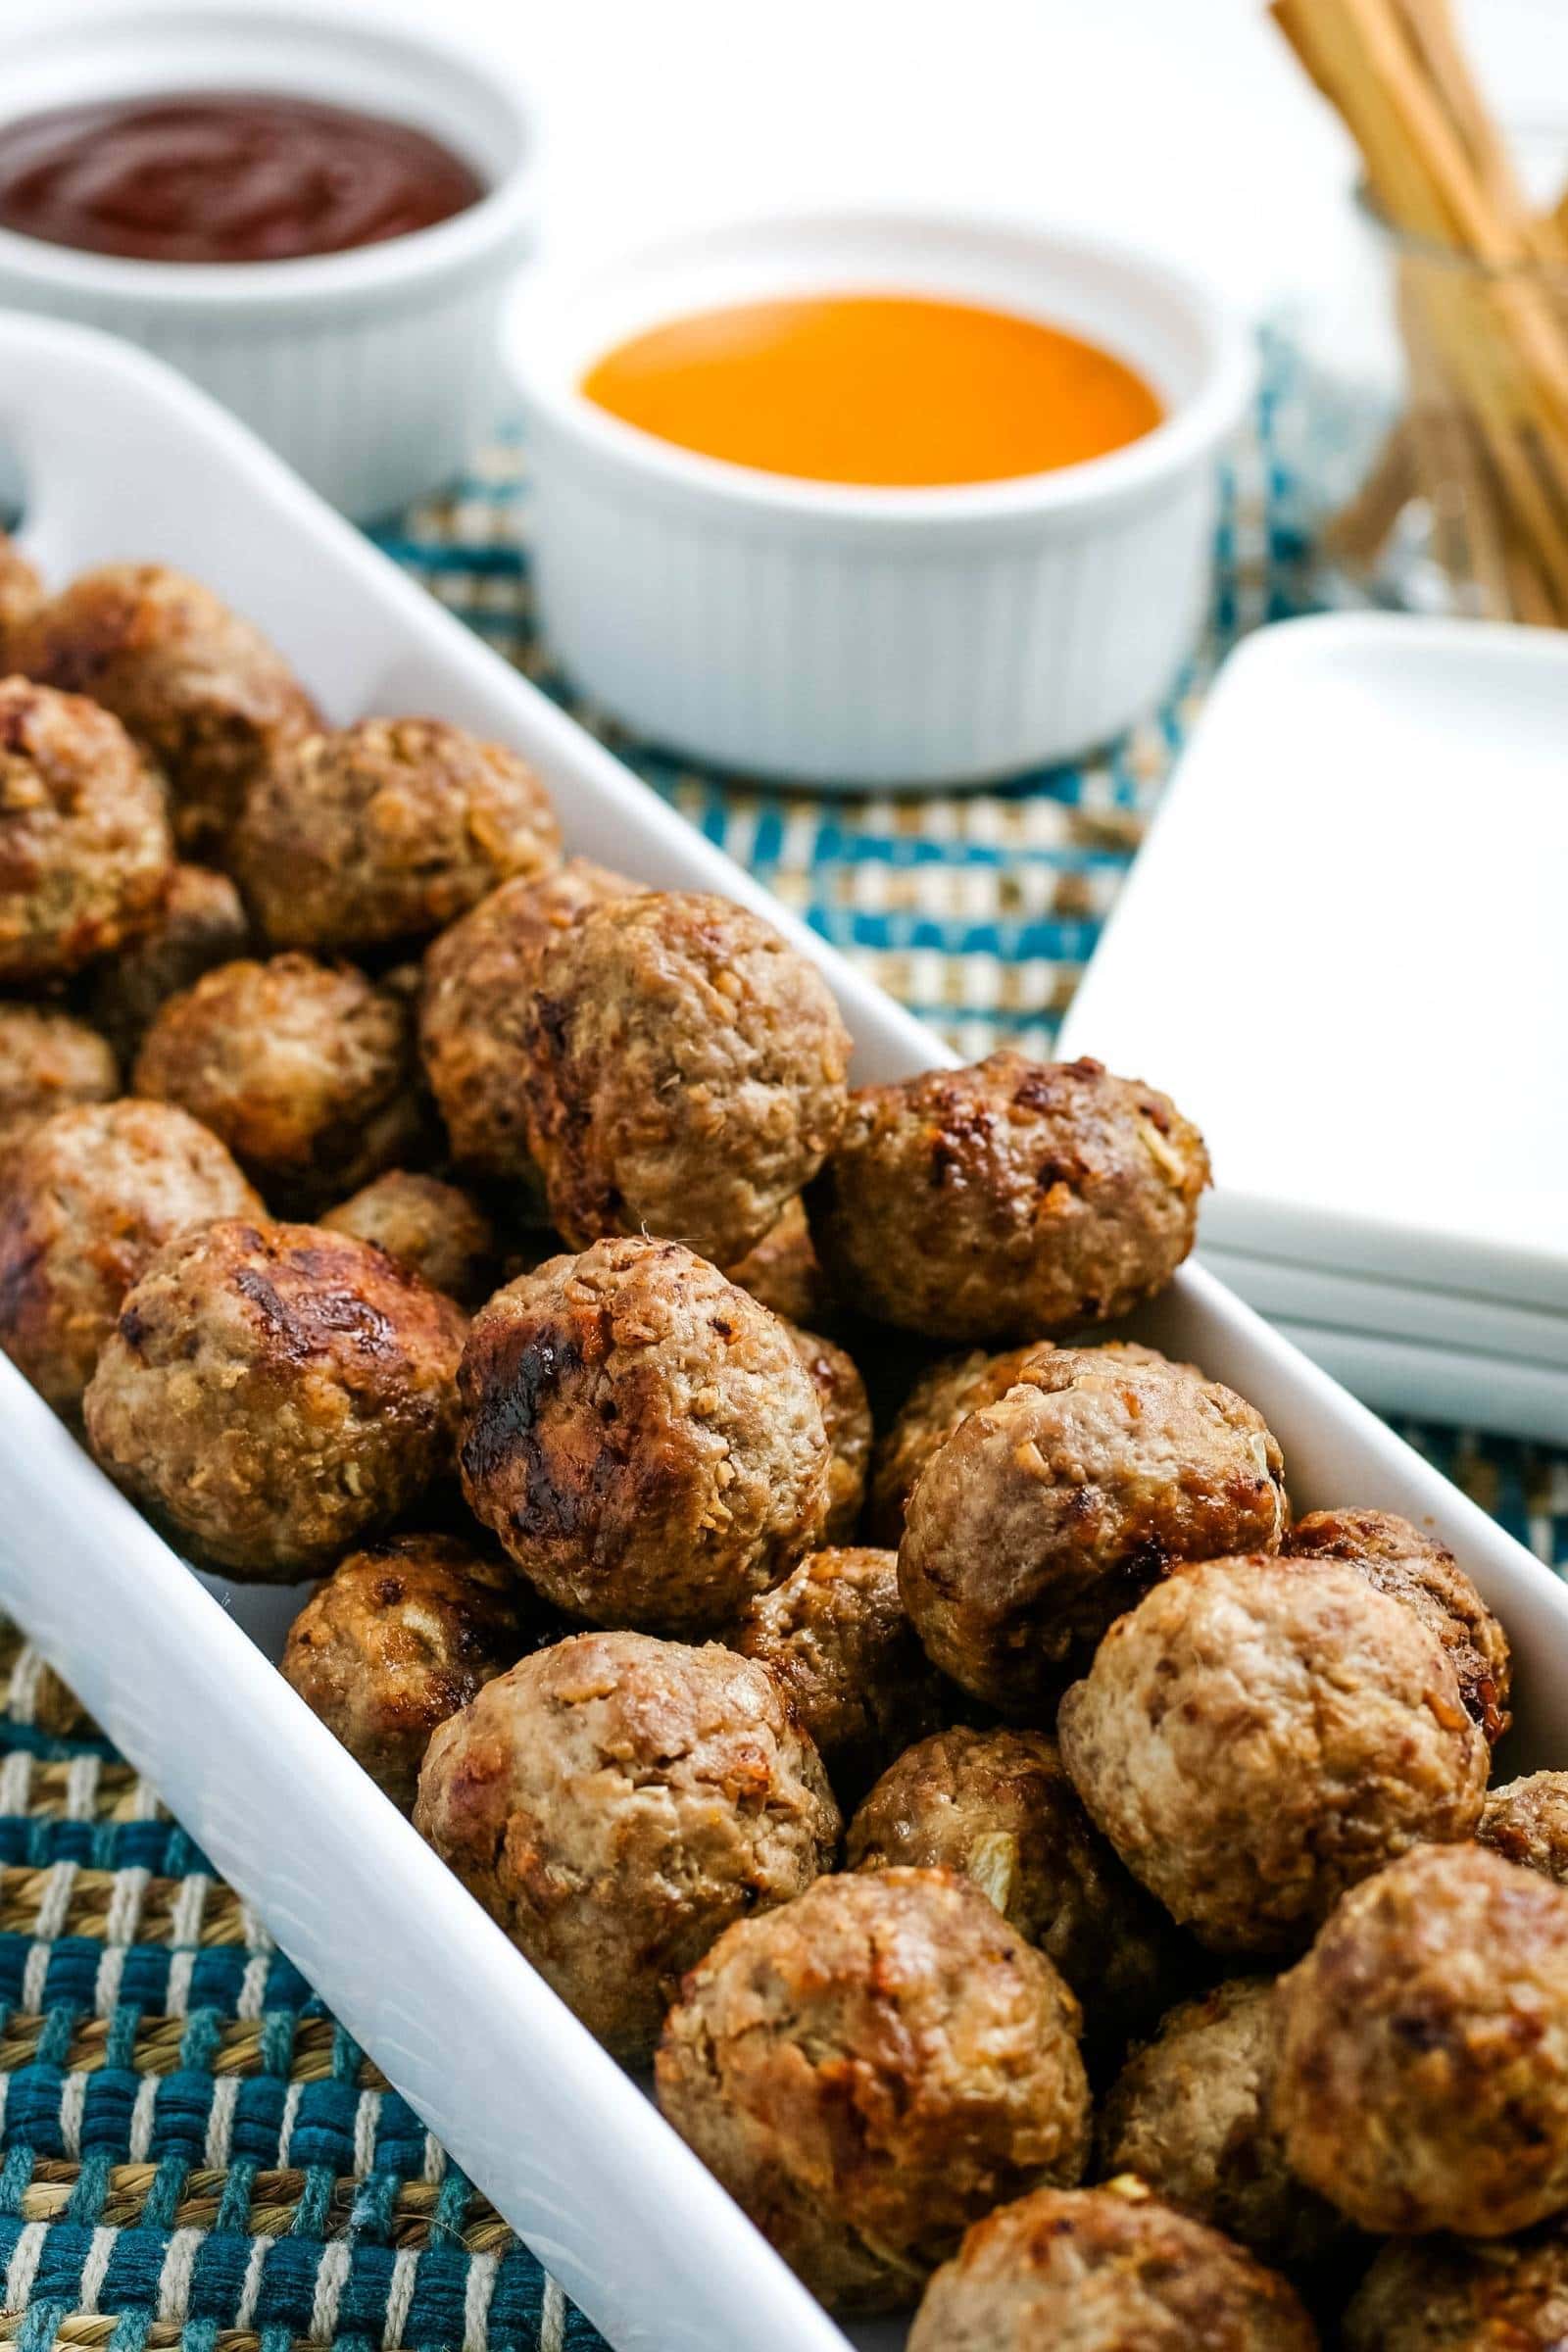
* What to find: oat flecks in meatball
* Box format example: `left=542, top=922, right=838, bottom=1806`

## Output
left=234, top=716, right=563, bottom=953
left=1099, top=1976, right=1346, bottom=2269
left=0, top=1100, right=261, bottom=1414
left=734, top=1547, right=947, bottom=1800
left=656, top=1867, right=1091, bottom=2312
left=416, top=1629, right=839, bottom=2058
left=418, top=859, right=637, bottom=1181
left=7, top=564, right=318, bottom=852
left=906, top=2179, right=1318, bottom=2352
left=133, top=954, right=424, bottom=1212
left=1274, top=1841, right=1568, bottom=2237
left=1058, top=1555, right=1488, bottom=1954
left=459, top=1238, right=831, bottom=1635
left=519, top=890, right=852, bottom=1266
left=88, top=862, right=250, bottom=1059
left=899, top=1348, right=1287, bottom=1713
left=1285, top=1506, right=1511, bottom=1745
left=281, top=1535, right=525, bottom=1809
left=0, top=1004, right=117, bottom=1147
left=0, top=533, right=44, bottom=655
left=848, top=1726, right=1184, bottom=2050
left=84, top=1218, right=466, bottom=1578
left=783, top=1323, right=869, bottom=1544
left=0, top=676, right=173, bottom=984
left=1344, top=2223, right=1568, bottom=2351
left=724, top=1196, right=838, bottom=1330
left=320, top=1170, right=497, bottom=1307
left=807, top=1052, right=1210, bottom=1344
left=1479, top=1773, right=1568, bottom=1885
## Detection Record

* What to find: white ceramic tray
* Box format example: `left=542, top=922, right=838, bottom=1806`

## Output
left=1, top=314, right=1565, bottom=2352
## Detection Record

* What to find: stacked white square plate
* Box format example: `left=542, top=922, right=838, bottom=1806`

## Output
left=1061, top=612, right=1568, bottom=1444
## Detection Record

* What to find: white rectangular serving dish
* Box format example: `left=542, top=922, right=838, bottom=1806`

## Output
left=1, top=313, right=1566, bottom=2352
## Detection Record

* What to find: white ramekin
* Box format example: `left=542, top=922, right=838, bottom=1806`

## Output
left=508, top=213, right=1254, bottom=789
left=0, top=4, right=536, bottom=519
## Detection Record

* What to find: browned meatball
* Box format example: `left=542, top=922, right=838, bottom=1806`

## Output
left=133, top=954, right=424, bottom=1211
left=1099, top=1977, right=1346, bottom=2268
left=899, top=1349, right=1287, bottom=1713
left=785, top=1323, right=869, bottom=1543
left=458, top=1237, right=831, bottom=1635
left=848, top=1727, right=1183, bottom=2048
left=415, top=1629, right=838, bottom=2057
left=1058, top=1556, right=1488, bottom=1953
left=319, top=1170, right=497, bottom=1307
left=724, top=1196, right=838, bottom=1329
left=0, top=1004, right=117, bottom=1145
left=1273, top=1842, right=1568, bottom=2236
left=7, top=564, right=318, bottom=851
left=1284, top=1507, right=1510, bottom=1745
left=734, top=1547, right=948, bottom=1799
left=1479, top=1773, right=1568, bottom=1884
left=233, top=717, right=562, bottom=953
left=84, top=1218, right=466, bottom=1578
left=0, top=1101, right=260, bottom=1412
left=418, top=859, right=637, bottom=1181
left=519, top=891, right=851, bottom=1266
left=656, top=1867, right=1091, bottom=2311
left=0, top=534, right=44, bottom=654
left=906, top=2180, right=1318, bottom=2352
left=1344, top=2225, right=1568, bottom=2350
left=87, top=862, right=249, bottom=1059
left=807, top=1053, right=1209, bottom=1344
left=0, top=677, right=172, bottom=983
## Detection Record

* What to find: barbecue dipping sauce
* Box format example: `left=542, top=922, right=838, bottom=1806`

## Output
left=0, top=92, right=485, bottom=264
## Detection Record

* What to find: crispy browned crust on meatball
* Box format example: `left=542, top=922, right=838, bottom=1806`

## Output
left=1284, top=1507, right=1510, bottom=1745
left=784, top=1323, right=869, bottom=1543
left=0, top=1100, right=261, bottom=1413
left=656, top=1867, right=1091, bottom=2311
left=807, top=1053, right=1210, bottom=1344
left=1098, top=1977, right=1346, bottom=2268
left=724, top=1195, right=838, bottom=1330
left=849, top=1727, right=1185, bottom=2049
left=87, top=862, right=250, bottom=1060
left=234, top=717, right=563, bottom=953
left=0, top=535, right=44, bottom=655
left=1344, top=2223, right=1568, bottom=2350
left=319, top=1170, right=497, bottom=1307
left=519, top=890, right=851, bottom=1266
left=281, top=1535, right=525, bottom=1808
left=1058, top=1556, right=1488, bottom=1954
left=83, top=1218, right=466, bottom=1578
left=734, top=1547, right=948, bottom=1799
left=7, top=564, right=318, bottom=852
left=899, top=1349, right=1287, bottom=1714
left=133, top=954, right=424, bottom=1211
left=458, top=1238, right=831, bottom=1634
left=0, top=677, right=172, bottom=984
left=417, top=859, right=637, bottom=1180
left=906, top=2180, right=1318, bottom=2352
left=1479, top=1773, right=1568, bottom=1885
left=415, top=1629, right=839, bottom=2057
left=0, top=1004, right=117, bottom=1146
left=1273, top=1842, right=1568, bottom=2237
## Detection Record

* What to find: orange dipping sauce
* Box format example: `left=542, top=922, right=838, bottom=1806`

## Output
left=579, top=292, right=1163, bottom=488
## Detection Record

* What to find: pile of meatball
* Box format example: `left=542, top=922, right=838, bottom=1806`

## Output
left=2, top=535, right=1562, bottom=2351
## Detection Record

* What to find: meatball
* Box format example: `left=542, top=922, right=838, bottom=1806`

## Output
left=868, top=1340, right=1056, bottom=1546
left=519, top=890, right=851, bottom=1265
left=1058, top=1555, right=1488, bottom=1953
left=84, top=1218, right=466, bottom=1577
left=281, top=1535, right=525, bottom=1808
left=1344, top=2226, right=1568, bottom=2351
left=734, top=1547, right=948, bottom=1799
left=847, top=1727, right=1183, bottom=2049
left=807, top=1052, right=1209, bottom=1344
left=1099, top=1977, right=1346, bottom=2268
left=133, top=954, right=424, bottom=1211
left=0, top=1004, right=117, bottom=1146
left=1284, top=1507, right=1510, bottom=1745
left=418, top=859, right=637, bottom=1181
left=233, top=716, right=562, bottom=953
left=0, top=1100, right=260, bottom=1413
left=1273, top=1842, right=1568, bottom=2236
left=319, top=1170, right=497, bottom=1307
left=0, top=533, right=44, bottom=653
left=87, top=862, right=249, bottom=1059
left=458, top=1237, right=831, bottom=1635
left=656, top=1867, right=1091, bottom=2311
left=7, top=564, right=318, bottom=850
left=1479, top=1773, right=1568, bottom=1884
left=0, top=677, right=172, bottom=983
left=785, top=1323, right=869, bottom=1543
left=415, top=1629, right=838, bottom=2057
left=724, top=1196, right=838, bottom=1330
left=906, top=2180, right=1318, bottom=2352
left=899, top=1349, right=1287, bottom=1713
